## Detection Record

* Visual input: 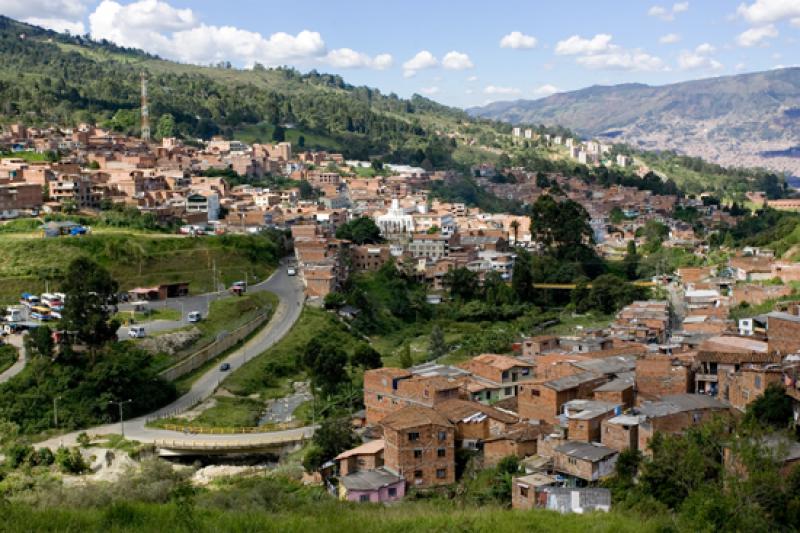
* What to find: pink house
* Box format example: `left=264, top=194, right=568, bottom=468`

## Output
left=338, top=467, right=406, bottom=503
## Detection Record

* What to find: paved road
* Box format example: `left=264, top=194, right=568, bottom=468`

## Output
left=116, top=272, right=272, bottom=339
left=38, top=260, right=310, bottom=450
left=0, top=334, right=26, bottom=383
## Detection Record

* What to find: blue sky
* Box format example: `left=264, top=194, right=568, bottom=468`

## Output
left=3, top=0, right=800, bottom=107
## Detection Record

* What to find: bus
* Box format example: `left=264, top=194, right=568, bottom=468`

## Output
left=30, top=306, right=52, bottom=321
left=41, top=293, right=64, bottom=311
left=20, top=293, right=40, bottom=307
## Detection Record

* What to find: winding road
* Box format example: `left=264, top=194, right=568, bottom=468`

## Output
left=38, top=259, right=312, bottom=451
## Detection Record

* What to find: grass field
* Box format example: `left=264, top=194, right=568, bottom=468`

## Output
left=1, top=498, right=672, bottom=533
left=0, top=230, right=280, bottom=303
left=114, top=307, right=180, bottom=325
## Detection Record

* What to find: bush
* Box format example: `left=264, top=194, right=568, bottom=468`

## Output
left=55, top=446, right=88, bottom=474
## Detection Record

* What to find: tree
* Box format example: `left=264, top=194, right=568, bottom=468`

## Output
left=59, top=257, right=120, bottom=351
left=351, top=344, right=382, bottom=369
left=509, top=219, right=520, bottom=244
left=511, top=248, right=535, bottom=302
left=155, top=113, right=176, bottom=139
left=623, top=240, right=640, bottom=281
left=587, top=274, right=641, bottom=314
left=535, top=172, right=550, bottom=189
left=444, top=267, right=479, bottom=301
left=641, top=219, right=669, bottom=253
left=271, top=125, right=286, bottom=142
left=25, top=324, right=53, bottom=358
left=745, top=383, right=793, bottom=429
left=398, top=343, right=413, bottom=368
left=310, top=416, right=358, bottom=464
left=371, top=159, right=384, bottom=171
left=610, top=206, right=625, bottom=224
left=302, top=339, right=349, bottom=397
left=297, top=135, right=305, bottom=148
left=335, top=217, right=382, bottom=244
left=571, top=276, right=591, bottom=313
left=428, top=325, right=447, bottom=361
left=529, top=194, right=593, bottom=254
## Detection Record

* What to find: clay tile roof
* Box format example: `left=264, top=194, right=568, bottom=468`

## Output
left=436, top=399, right=518, bottom=425
left=469, top=353, right=534, bottom=370
left=380, top=405, right=454, bottom=431
left=335, top=439, right=385, bottom=461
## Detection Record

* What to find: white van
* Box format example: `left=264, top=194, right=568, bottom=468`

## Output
left=128, top=326, right=146, bottom=339
left=187, top=311, right=201, bottom=323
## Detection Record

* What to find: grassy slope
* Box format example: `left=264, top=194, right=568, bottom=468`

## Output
left=0, top=344, right=18, bottom=374
left=3, top=500, right=670, bottom=533
left=0, top=231, right=277, bottom=303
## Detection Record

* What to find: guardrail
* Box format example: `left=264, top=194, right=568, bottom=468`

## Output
left=158, top=308, right=271, bottom=381
left=154, top=433, right=312, bottom=450
left=156, top=421, right=303, bottom=434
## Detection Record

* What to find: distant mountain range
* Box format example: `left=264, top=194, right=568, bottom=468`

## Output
left=469, top=69, right=800, bottom=176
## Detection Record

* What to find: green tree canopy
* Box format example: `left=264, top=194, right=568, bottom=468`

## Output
left=59, top=257, right=120, bottom=351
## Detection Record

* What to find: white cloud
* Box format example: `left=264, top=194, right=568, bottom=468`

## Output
left=325, top=48, right=393, bottom=69
left=678, top=44, right=723, bottom=70
left=23, top=16, right=85, bottom=34
left=84, top=0, right=386, bottom=70
left=402, top=50, right=438, bottom=77
left=673, top=2, right=689, bottom=13
left=577, top=50, right=666, bottom=71
left=0, top=0, right=87, bottom=18
left=533, top=84, right=560, bottom=97
left=467, top=75, right=478, bottom=81
left=441, top=51, right=474, bottom=70
left=557, top=33, right=664, bottom=71
left=659, top=33, right=681, bottom=44
left=500, top=31, right=538, bottom=49
left=1, top=0, right=89, bottom=35
left=695, top=42, right=716, bottom=54
left=735, top=62, right=747, bottom=70
left=737, top=0, right=800, bottom=24
left=736, top=24, right=779, bottom=46
left=483, top=85, right=522, bottom=95
left=419, top=86, right=440, bottom=95
left=555, top=33, right=613, bottom=55
left=648, top=2, right=689, bottom=21
left=793, top=17, right=800, bottom=26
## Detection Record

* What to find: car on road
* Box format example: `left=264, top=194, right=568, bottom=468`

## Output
left=219, top=363, right=231, bottom=371
left=128, top=325, right=146, bottom=339
left=187, top=311, right=201, bottom=323
left=287, top=267, right=297, bottom=276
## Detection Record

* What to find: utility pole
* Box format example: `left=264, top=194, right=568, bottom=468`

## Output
left=109, top=399, right=133, bottom=438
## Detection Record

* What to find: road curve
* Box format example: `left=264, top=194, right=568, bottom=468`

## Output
left=0, top=334, right=26, bottom=383
left=38, top=259, right=309, bottom=450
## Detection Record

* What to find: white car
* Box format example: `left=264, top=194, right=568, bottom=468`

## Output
left=187, top=311, right=201, bottom=323
left=287, top=267, right=297, bottom=276
left=128, top=326, right=146, bottom=339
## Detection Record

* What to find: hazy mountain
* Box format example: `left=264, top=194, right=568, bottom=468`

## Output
left=469, top=69, right=800, bottom=176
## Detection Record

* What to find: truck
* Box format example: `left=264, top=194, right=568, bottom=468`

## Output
left=4, top=306, right=24, bottom=323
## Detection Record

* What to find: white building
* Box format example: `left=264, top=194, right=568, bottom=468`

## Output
left=376, top=198, right=415, bottom=236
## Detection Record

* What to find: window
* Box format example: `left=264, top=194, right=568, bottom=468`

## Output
left=568, top=457, right=577, bottom=465
left=377, top=394, right=383, bottom=401
left=437, top=448, right=446, bottom=457
left=414, top=449, right=423, bottom=458
left=521, top=368, right=530, bottom=376
left=531, top=389, right=540, bottom=397
left=438, top=431, right=447, bottom=441
left=505, top=387, right=513, bottom=396
left=408, top=432, right=420, bottom=442
left=436, top=468, right=447, bottom=479
left=754, top=375, right=762, bottom=389
left=519, top=486, right=529, bottom=498
left=388, top=487, right=397, bottom=497
left=414, top=470, right=423, bottom=479
left=502, top=371, right=510, bottom=381
left=359, top=495, right=370, bottom=502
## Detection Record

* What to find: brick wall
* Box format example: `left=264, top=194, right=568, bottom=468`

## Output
left=636, top=357, right=692, bottom=398
left=484, top=439, right=538, bottom=467
left=383, top=423, right=455, bottom=488
left=768, top=316, right=800, bottom=355
left=601, top=421, right=638, bottom=451
left=725, top=369, right=783, bottom=412
left=594, top=387, right=634, bottom=408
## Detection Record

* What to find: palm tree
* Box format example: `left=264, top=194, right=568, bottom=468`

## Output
left=510, top=220, right=520, bottom=244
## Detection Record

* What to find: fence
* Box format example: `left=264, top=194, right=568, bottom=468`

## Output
left=158, top=308, right=271, bottom=381
left=156, top=421, right=303, bottom=434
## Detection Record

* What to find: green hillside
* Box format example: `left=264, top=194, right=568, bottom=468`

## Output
left=0, top=16, right=492, bottom=165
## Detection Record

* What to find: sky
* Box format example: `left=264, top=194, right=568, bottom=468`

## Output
left=2, top=0, right=800, bottom=108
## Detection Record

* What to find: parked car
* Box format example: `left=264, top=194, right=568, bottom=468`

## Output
left=287, top=267, right=297, bottom=276
left=187, top=311, right=201, bottom=323
left=128, top=325, right=146, bottom=339
left=219, top=363, right=231, bottom=371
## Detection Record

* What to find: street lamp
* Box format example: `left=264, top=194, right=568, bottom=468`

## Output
left=108, top=399, right=133, bottom=438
